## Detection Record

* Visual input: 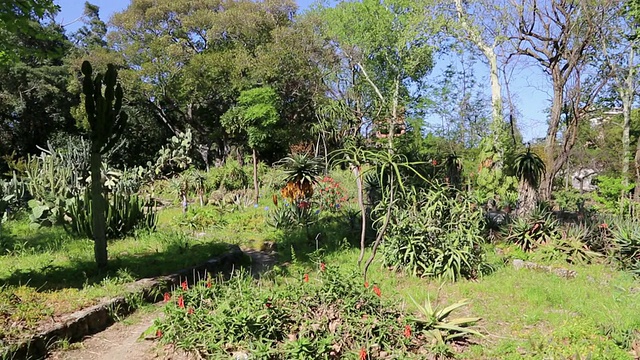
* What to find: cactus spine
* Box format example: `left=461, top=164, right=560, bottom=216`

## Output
left=81, top=61, right=128, bottom=269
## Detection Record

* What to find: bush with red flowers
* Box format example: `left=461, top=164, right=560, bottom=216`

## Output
left=151, top=265, right=480, bottom=359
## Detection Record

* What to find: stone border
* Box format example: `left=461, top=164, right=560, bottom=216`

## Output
left=6, top=244, right=247, bottom=360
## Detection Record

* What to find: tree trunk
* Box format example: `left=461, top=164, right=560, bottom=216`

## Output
left=91, top=150, right=107, bottom=269
left=388, top=78, right=399, bottom=150
left=635, top=135, right=640, bottom=202
left=253, top=148, right=259, bottom=204
left=540, top=70, right=566, bottom=201
left=353, top=164, right=367, bottom=267
left=621, top=46, right=635, bottom=188
left=515, top=180, right=538, bottom=217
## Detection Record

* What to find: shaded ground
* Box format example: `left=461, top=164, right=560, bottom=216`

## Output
left=48, top=249, right=275, bottom=360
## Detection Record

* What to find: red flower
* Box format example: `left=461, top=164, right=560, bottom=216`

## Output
left=187, top=307, right=194, bottom=315
left=404, top=325, right=412, bottom=338
left=303, top=273, right=309, bottom=282
left=265, top=299, right=272, bottom=308
left=206, top=279, right=212, bottom=288
left=177, top=295, right=185, bottom=309
left=373, top=285, right=381, bottom=297
left=156, top=329, right=163, bottom=338
left=181, top=280, right=188, bottom=291
left=364, top=282, right=369, bottom=288
left=320, top=263, right=326, bottom=272
left=359, top=348, right=367, bottom=360
left=299, top=201, right=310, bottom=209
left=599, top=223, right=608, bottom=229
left=431, top=159, right=438, bottom=166
left=163, top=292, right=171, bottom=302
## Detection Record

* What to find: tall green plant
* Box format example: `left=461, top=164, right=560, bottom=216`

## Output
left=332, top=146, right=427, bottom=280
left=82, top=60, right=128, bottom=269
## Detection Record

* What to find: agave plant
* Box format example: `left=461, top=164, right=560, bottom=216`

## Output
left=409, top=295, right=482, bottom=348
left=513, top=147, right=545, bottom=217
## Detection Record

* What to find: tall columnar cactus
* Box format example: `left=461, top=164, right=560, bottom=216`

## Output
left=81, top=61, right=128, bottom=268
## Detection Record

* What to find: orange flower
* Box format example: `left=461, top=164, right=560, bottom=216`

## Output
left=187, top=307, right=194, bottom=315
left=404, top=325, right=412, bottom=338
left=156, top=329, right=163, bottom=338
left=303, top=273, right=309, bottom=282
left=359, top=348, right=367, bottom=360
left=320, top=262, right=326, bottom=272
left=599, top=223, right=608, bottom=229
left=206, top=279, right=212, bottom=288
left=181, top=280, right=188, bottom=291
left=163, top=292, right=171, bottom=302
left=177, top=295, right=185, bottom=309
left=364, top=281, right=369, bottom=288
left=272, top=193, right=278, bottom=206
left=373, top=285, right=381, bottom=297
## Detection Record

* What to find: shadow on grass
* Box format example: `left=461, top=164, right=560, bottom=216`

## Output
left=272, top=210, right=371, bottom=267
left=0, top=239, right=230, bottom=292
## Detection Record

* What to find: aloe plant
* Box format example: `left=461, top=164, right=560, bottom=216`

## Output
left=82, top=60, right=128, bottom=268
left=409, top=295, right=482, bottom=348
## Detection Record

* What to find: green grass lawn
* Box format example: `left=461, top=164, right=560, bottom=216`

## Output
left=326, top=249, right=640, bottom=359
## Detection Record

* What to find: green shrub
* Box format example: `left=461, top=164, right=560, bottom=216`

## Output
left=553, top=188, right=584, bottom=212
left=592, top=175, right=633, bottom=215
left=205, top=159, right=250, bottom=191
left=380, top=186, right=487, bottom=280
left=66, top=190, right=157, bottom=239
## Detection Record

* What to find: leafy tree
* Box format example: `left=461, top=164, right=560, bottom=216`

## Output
left=318, top=0, right=435, bottom=149
left=0, top=0, right=60, bottom=64
left=72, top=2, right=107, bottom=50
left=0, top=22, right=75, bottom=168
left=221, top=86, right=280, bottom=203
left=510, top=0, right=620, bottom=200
left=109, top=0, right=322, bottom=168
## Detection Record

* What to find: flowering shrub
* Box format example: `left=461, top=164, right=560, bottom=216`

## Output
left=315, top=176, right=349, bottom=212
left=152, top=266, right=479, bottom=358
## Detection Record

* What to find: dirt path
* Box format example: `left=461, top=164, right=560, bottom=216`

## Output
left=48, top=249, right=275, bottom=360
left=48, top=304, right=192, bottom=360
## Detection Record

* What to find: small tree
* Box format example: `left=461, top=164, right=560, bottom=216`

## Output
left=221, top=86, right=279, bottom=204
left=81, top=61, right=128, bottom=269
left=513, top=147, right=545, bottom=217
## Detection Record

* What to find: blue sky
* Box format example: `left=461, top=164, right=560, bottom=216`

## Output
left=54, top=0, right=549, bottom=141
